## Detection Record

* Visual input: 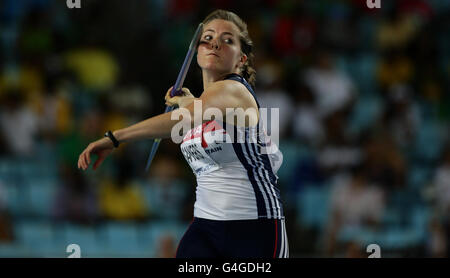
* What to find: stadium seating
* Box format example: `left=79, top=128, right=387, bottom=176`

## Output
left=296, top=183, right=331, bottom=230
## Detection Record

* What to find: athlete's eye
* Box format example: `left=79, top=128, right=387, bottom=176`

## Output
left=199, top=34, right=213, bottom=45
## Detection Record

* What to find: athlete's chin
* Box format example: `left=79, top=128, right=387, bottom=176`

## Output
left=200, top=63, right=229, bottom=73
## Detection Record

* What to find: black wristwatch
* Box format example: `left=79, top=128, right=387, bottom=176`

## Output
left=104, top=130, right=120, bottom=148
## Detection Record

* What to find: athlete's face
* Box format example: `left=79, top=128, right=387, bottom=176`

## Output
left=197, top=19, right=247, bottom=75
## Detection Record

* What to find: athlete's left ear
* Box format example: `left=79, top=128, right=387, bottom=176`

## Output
left=239, top=54, right=247, bottom=68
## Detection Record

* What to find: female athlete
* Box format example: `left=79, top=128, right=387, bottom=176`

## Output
left=78, top=9, right=288, bottom=258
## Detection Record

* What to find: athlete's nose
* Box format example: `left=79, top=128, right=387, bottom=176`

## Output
left=211, top=39, right=220, bottom=50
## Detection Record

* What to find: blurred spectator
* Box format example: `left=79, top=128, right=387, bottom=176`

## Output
left=302, top=50, right=356, bottom=119
left=64, top=48, right=119, bottom=91
left=272, top=6, right=295, bottom=56
left=0, top=181, right=14, bottom=242
left=324, top=164, right=385, bottom=256
left=57, top=110, right=103, bottom=166
left=19, top=8, right=53, bottom=62
left=397, top=0, right=434, bottom=20
left=376, top=50, right=414, bottom=93
left=36, top=76, right=73, bottom=142
left=317, top=108, right=361, bottom=177
left=52, top=165, right=100, bottom=225
left=106, top=85, right=152, bottom=124
left=0, top=212, right=14, bottom=242
left=0, top=64, right=44, bottom=101
left=155, top=233, right=177, bottom=258
left=363, top=132, right=407, bottom=190
left=426, top=146, right=450, bottom=256
left=381, top=84, right=421, bottom=148
left=0, top=88, right=38, bottom=156
left=99, top=157, right=149, bottom=221
left=99, top=179, right=149, bottom=221
left=343, top=241, right=366, bottom=258
left=427, top=216, right=447, bottom=258
left=167, top=0, right=199, bottom=19
left=430, top=147, right=450, bottom=219
left=321, top=4, right=361, bottom=52
left=290, top=7, right=318, bottom=55
left=410, top=27, right=447, bottom=120
left=0, top=129, right=8, bottom=155
left=256, top=56, right=295, bottom=139
left=144, top=155, right=190, bottom=221
left=376, top=0, right=434, bottom=52
left=272, top=10, right=297, bottom=57
left=99, top=96, right=128, bottom=137
left=376, top=9, right=419, bottom=51
left=292, top=82, right=325, bottom=146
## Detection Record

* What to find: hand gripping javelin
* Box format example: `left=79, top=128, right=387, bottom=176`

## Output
left=145, top=23, right=204, bottom=172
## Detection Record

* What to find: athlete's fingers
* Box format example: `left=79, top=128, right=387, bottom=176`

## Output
left=85, top=152, right=91, bottom=169
left=78, top=152, right=85, bottom=170
left=180, top=87, right=192, bottom=96
left=80, top=150, right=87, bottom=170
left=166, top=87, right=190, bottom=99
left=165, top=86, right=174, bottom=101
left=79, top=157, right=84, bottom=170
left=166, top=96, right=181, bottom=106
left=81, top=148, right=90, bottom=170
left=81, top=153, right=87, bottom=170
left=86, top=146, right=91, bottom=165
left=93, top=154, right=106, bottom=170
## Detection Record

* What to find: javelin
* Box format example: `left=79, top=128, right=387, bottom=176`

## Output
left=145, top=23, right=204, bottom=172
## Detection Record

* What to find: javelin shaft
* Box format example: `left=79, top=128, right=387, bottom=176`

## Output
left=145, top=23, right=203, bottom=172
left=172, top=39, right=198, bottom=96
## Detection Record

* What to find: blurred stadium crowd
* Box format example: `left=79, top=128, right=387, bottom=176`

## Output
left=0, top=0, right=449, bottom=257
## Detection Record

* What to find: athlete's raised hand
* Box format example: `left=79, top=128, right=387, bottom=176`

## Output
left=78, top=137, right=114, bottom=171
left=165, top=87, right=196, bottom=108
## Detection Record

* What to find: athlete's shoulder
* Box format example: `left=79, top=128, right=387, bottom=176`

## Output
left=204, top=78, right=248, bottom=99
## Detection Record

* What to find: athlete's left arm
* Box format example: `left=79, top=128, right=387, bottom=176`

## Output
left=181, top=80, right=258, bottom=124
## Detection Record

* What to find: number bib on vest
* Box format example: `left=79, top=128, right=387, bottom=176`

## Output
left=180, top=136, right=220, bottom=176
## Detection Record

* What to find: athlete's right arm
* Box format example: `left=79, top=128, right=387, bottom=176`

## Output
left=78, top=81, right=254, bottom=171
left=78, top=83, right=208, bottom=171
left=78, top=110, right=184, bottom=170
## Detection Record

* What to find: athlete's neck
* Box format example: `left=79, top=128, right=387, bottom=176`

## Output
left=202, top=69, right=241, bottom=90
